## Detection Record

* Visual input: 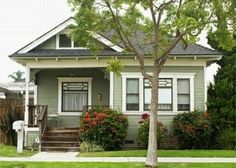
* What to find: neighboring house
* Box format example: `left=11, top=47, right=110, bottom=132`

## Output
left=10, top=17, right=221, bottom=150
left=0, top=81, right=34, bottom=100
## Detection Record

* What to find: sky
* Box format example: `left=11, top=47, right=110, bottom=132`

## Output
left=0, top=0, right=219, bottom=83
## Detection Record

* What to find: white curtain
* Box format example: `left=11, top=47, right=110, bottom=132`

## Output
left=63, top=91, right=87, bottom=111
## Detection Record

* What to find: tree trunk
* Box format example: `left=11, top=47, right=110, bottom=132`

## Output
left=145, top=67, right=160, bottom=167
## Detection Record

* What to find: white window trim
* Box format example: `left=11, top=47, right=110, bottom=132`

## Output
left=121, top=72, right=195, bottom=115
left=56, top=34, right=88, bottom=50
left=57, top=77, right=92, bottom=115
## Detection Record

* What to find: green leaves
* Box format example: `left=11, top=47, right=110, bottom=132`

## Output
left=106, top=58, right=123, bottom=76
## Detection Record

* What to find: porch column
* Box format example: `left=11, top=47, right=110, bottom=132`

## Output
left=24, top=66, right=30, bottom=126
left=109, top=72, right=114, bottom=109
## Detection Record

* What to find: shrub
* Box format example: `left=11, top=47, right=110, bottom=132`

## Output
left=138, top=113, right=167, bottom=148
left=79, top=108, right=128, bottom=150
left=173, top=110, right=213, bottom=149
left=79, top=141, right=104, bottom=152
left=219, top=127, right=236, bottom=150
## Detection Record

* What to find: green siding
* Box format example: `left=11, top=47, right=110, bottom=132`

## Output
left=113, top=66, right=205, bottom=147
left=26, top=131, right=39, bottom=147
left=113, top=66, right=205, bottom=112
left=36, top=68, right=109, bottom=127
left=35, top=36, right=56, bottom=50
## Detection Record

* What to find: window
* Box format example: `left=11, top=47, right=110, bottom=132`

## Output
left=177, top=79, right=190, bottom=111
left=62, top=82, right=88, bottom=112
left=126, top=78, right=139, bottom=110
left=144, top=78, right=172, bottom=111
left=59, top=34, right=71, bottom=48
left=57, top=34, right=85, bottom=49
left=122, top=73, right=194, bottom=113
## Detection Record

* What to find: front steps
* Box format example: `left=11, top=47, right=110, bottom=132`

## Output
left=41, top=128, right=80, bottom=152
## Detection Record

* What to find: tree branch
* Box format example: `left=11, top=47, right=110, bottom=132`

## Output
left=104, top=1, right=151, bottom=80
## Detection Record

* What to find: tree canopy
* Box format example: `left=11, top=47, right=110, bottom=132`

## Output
left=68, top=0, right=235, bottom=167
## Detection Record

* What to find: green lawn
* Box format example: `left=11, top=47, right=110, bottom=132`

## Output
left=0, top=162, right=235, bottom=168
left=0, top=144, right=37, bottom=157
left=79, top=150, right=236, bottom=157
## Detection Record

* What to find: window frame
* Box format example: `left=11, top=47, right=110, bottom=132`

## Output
left=143, top=78, right=173, bottom=111
left=121, top=73, right=195, bottom=115
left=58, top=77, right=92, bottom=115
left=56, top=34, right=87, bottom=49
left=177, top=78, right=191, bottom=111
left=61, top=82, right=89, bottom=112
left=126, top=78, right=140, bottom=111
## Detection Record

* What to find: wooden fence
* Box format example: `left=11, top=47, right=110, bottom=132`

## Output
left=0, top=99, right=24, bottom=144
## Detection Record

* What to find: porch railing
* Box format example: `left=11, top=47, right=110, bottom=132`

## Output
left=38, top=105, right=48, bottom=151
left=28, top=105, right=48, bottom=127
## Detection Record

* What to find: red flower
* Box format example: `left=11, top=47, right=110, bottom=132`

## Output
left=141, top=113, right=149, bottom=120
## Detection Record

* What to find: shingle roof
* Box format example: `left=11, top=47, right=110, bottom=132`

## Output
left=9, top=17, right=221, bottom=58
left=10, top=43, right=220, bottom=58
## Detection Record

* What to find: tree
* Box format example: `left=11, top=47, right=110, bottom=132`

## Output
left=68, top=0, right=235, bottom=167
left=207, top=39, right=236, bottom=145
left=8, top=70, right=25, bottom=82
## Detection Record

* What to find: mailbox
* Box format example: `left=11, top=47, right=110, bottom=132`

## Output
left=12, top=120, right=24, bottom=153
left=13, top=121, right=24, bottom=132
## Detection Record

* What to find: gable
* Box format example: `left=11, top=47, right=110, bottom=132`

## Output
left=15, top=17, right=123, bottom=54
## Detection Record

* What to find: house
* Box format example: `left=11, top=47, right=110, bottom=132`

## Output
left=10, top=17, right=221, bottom=150
left=0, top=81, right=34, bottom=100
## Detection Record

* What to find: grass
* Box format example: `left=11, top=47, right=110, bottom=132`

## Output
left=0, top=144, right=37, bottom=157
left=79, top=150, right=236, bottom=157
left=0, top=162, right=236, bottom=168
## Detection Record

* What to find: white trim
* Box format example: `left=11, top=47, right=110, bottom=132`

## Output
left=56, top=34, right=88, bottom=50
left=57, top=77, right=92, bottom=114
left=203, top=65, right=207, bottom=111
left=121, top=72, right=195, bottom=114
left=25, top=127, right=39, bottom=132
left=17, top=17, right=124, bottom=54
left=34, top=85, right=38, bottom=105
left=58, top=112, right=82, bottom=116
left=109, top=72, right=114, bottom=108
left=91, top=33, right=123, bottom=52
left=24, top=67, right=30, bottom=126
left=172, top=77, right=178, bottom=112
left=19, top=18, right=75, bottom=53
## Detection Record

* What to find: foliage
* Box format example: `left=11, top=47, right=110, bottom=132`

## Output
left=207, top=34, right=236, bottom=146
left=0, top=106, right=24, bottom=145
left=79, top=141, right=104, bottom=152
left=68, top=0, right=235, bottom=166
left=138, top=113, right=167, bottom=148
left=80, top=107, right=128, bottom=150
left=106, top=58, right=123, bottom=76
left=219, top=127, right=236, bottom=150
left=8, top=70, right=25, bottom=82
left=173, top=110, right=213, bottom=149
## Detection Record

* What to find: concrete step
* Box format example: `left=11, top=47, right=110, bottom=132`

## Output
left=41, top=146, right=79, bottom=152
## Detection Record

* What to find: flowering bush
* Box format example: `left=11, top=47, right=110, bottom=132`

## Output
left=138, top=113, right=167, bottom=148
left=80, top=108, right=128, bottom=150
left=173, top=110, right=213, bottom=149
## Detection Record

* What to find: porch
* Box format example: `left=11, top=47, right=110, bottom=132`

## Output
left=28, top=105, right=109, bottom=151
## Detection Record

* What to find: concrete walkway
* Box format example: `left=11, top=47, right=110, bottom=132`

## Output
left=0, top=152, right=235, bottom=163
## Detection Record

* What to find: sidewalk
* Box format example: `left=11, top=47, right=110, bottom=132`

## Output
left=0, top=152, right=235, bottom=163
